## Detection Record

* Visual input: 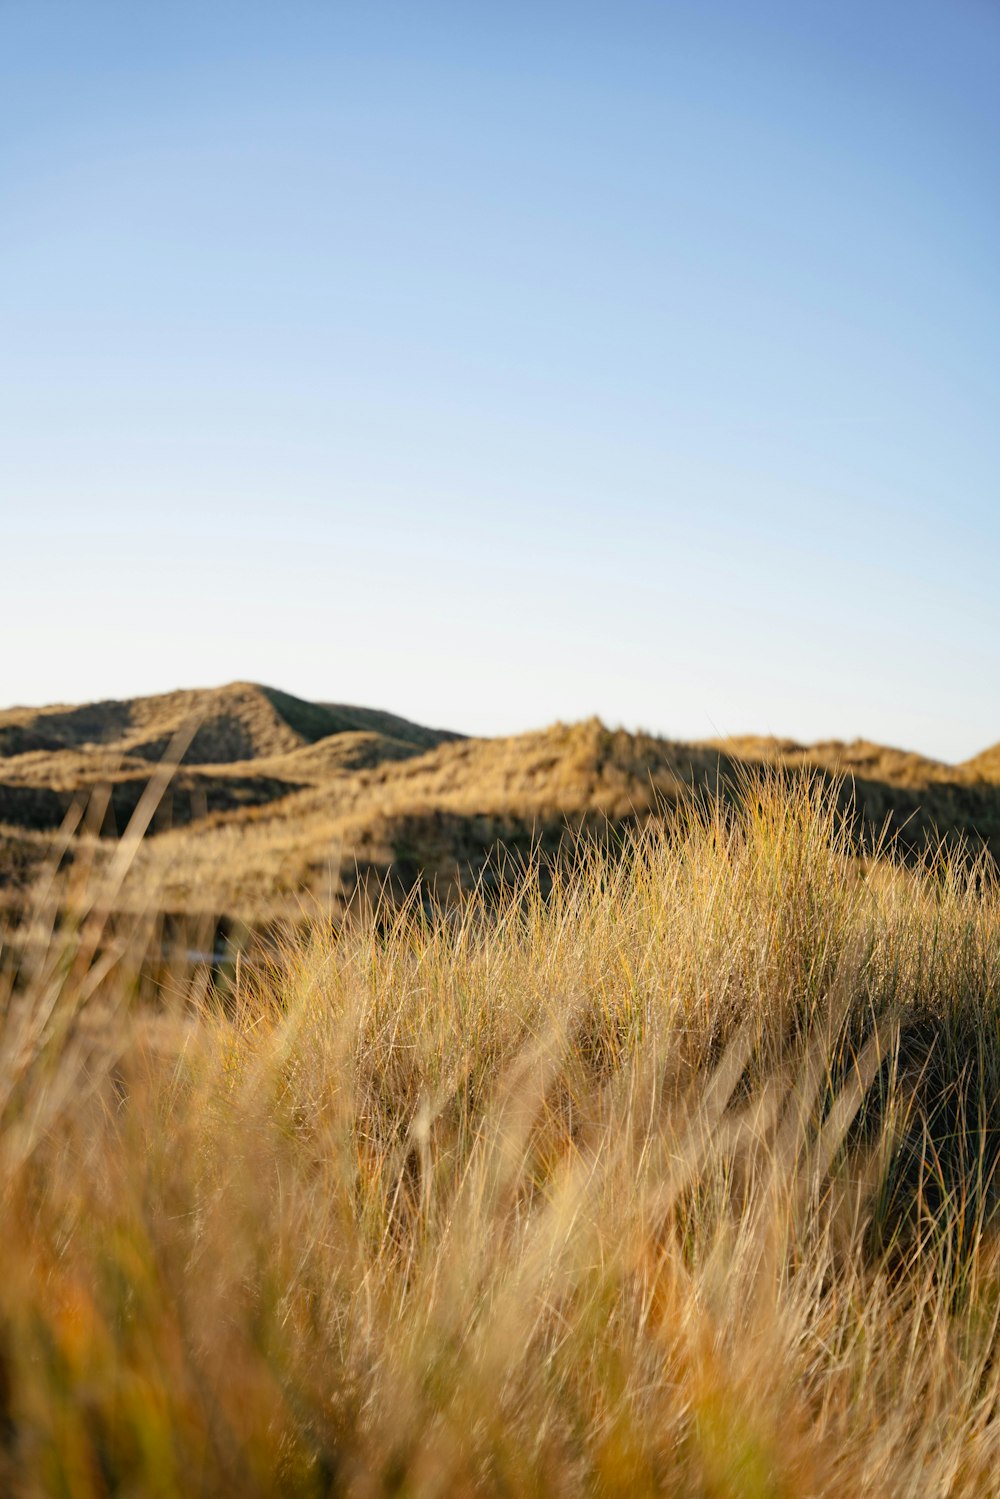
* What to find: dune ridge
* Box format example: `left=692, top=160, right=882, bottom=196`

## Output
left=1, top=682, right=997, bottom=920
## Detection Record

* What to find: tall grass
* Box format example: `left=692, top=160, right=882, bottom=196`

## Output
left=2, top=773, right=1000, bottom=1496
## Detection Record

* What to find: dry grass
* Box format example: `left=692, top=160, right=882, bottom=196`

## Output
left=3, top=685, right=1000, bottom=924
left=2, top=771, right=1000, bottom=1495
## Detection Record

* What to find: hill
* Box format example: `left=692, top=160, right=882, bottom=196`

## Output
left=0, top=681, right=458, bottom=763
left=0, top=682, right=998, bottom=923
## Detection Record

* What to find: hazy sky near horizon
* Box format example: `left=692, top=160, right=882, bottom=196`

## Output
left=2, top=1, right=998, bottom=761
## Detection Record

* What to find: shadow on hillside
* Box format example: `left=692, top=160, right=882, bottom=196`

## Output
left=34, top=699, right=133, bottom=745
left=0, top=773, right=304, bottom=839
left=132, top=714, right=259, bottom=765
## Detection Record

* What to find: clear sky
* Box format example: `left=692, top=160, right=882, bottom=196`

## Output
left=2, top=1, right=998, bottom=761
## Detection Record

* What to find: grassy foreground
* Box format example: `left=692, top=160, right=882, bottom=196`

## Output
left=2, top=776, right=1000, bottom=1496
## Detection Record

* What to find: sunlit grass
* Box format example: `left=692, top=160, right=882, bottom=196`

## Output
left=2, top=772, right=1000, bottom=1495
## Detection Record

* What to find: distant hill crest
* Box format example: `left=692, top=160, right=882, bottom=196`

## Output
left=0, top=682, right=462, bottom=766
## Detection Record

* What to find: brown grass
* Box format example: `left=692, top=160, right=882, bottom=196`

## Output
left=2, top=684, right=999, bottom=926
left=1, top=771, right=1000, bottom=1494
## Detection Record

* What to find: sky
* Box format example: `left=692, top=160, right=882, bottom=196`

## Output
left=1, top=1, right=998, bottom=762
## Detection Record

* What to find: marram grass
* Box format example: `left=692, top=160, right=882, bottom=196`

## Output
left=1, top=774, right=1000, bottom=1496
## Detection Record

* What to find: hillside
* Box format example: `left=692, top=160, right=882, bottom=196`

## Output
left=1, top=682, right=998, bottom=923
left=7, top=768, right=1000, bottom=1496
left=0, top=681, right=459, bottom=764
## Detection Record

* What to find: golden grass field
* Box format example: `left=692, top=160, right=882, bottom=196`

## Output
left=2, top=704, right=1000, bottom=1494
left=2, top=682, right=999, bottom=930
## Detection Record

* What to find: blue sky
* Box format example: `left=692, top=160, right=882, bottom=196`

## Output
left=2, top=1, right=997, bottom=760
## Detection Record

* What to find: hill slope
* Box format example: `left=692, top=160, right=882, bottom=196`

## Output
left=0, top=681, right=459, bottom=764
left=0, top=684, right=998, bottom=921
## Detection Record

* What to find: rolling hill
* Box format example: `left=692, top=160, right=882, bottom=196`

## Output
left=1, top=682, right=998, bottom=924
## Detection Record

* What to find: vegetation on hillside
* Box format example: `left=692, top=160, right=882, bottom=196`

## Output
left=1, top=683, right=999, bottom=925
left=2, top=773, right=1000, bottom=1495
